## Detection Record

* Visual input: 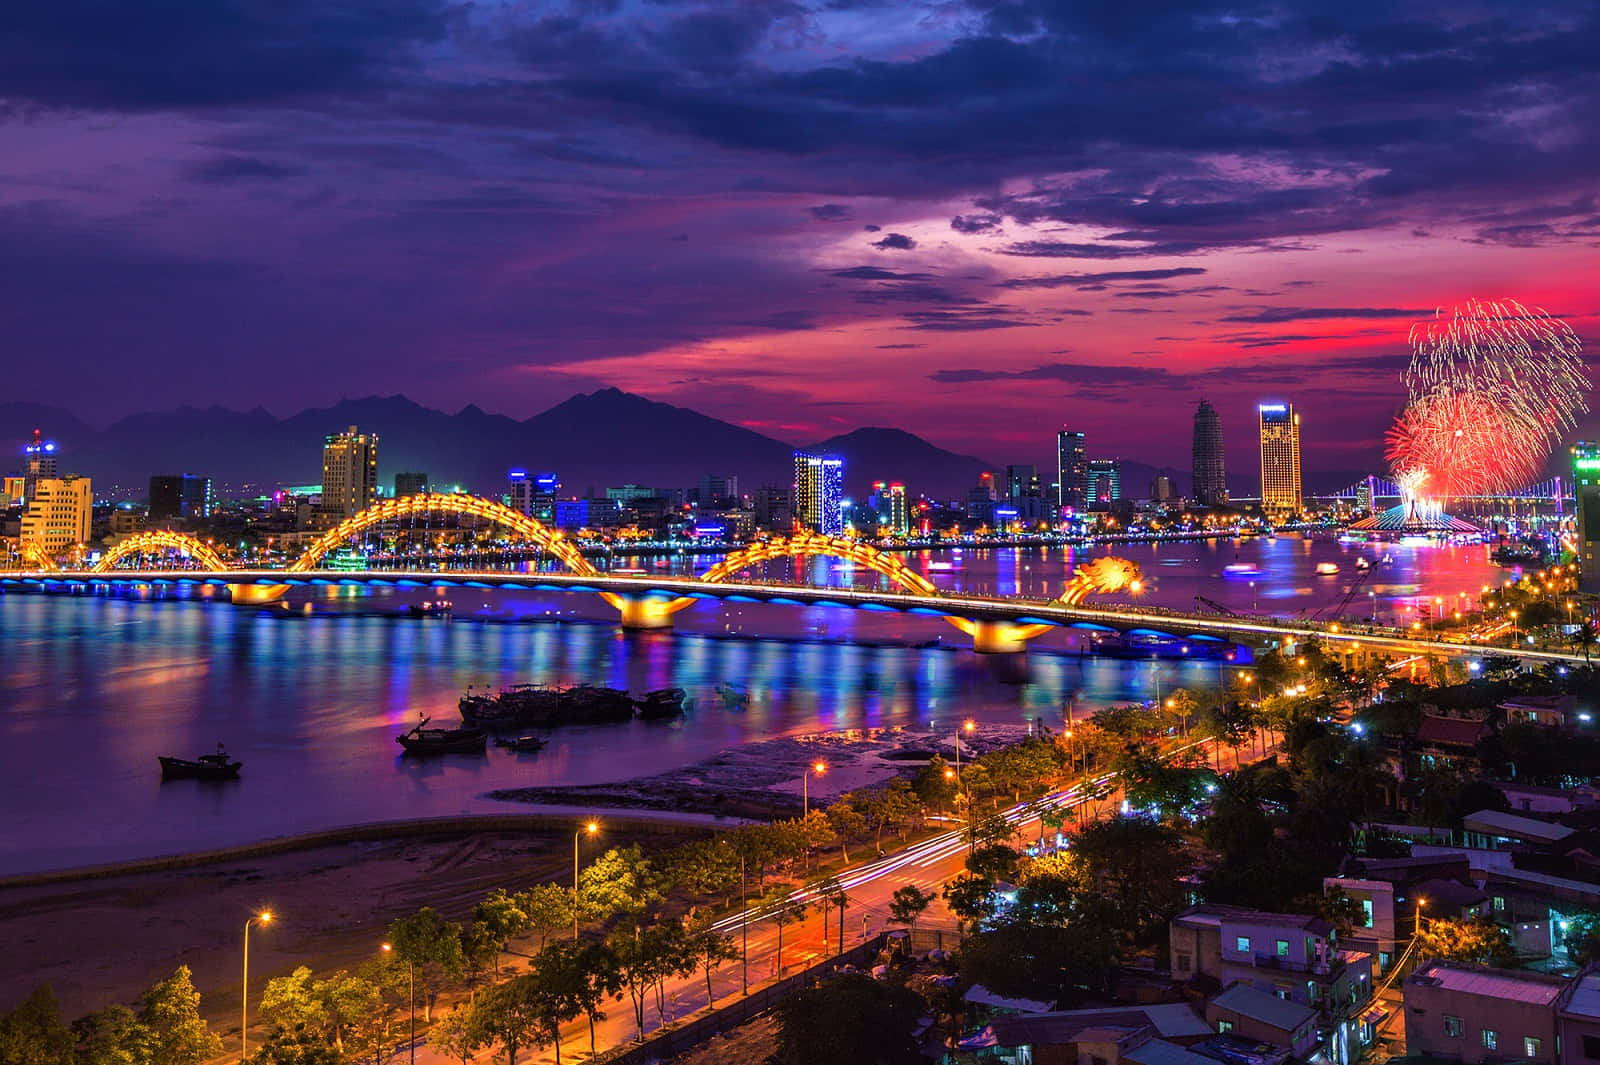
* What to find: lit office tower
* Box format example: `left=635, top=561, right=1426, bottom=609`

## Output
left=22, top=429, right=58, bottom=505
left=870, top=481, right=910, bottom=536
left=507, top=469, right=534, bottom=514
left=1191, top=400, right=1227, bottom=506
left=320, top=425, right=379, bottom=519
left=148, top=474, right=213, bottom=520
left=21, top=475, right=92, bottom=559
left=793, top=451, right=844, bottom=534
left=1574, top=443, right=1600, bottom=589
left=1086, top=459, right=1121, bottom=510
left=1258, top=403, right=1303, bottom=515
left=1056, top=430, right=1087, bottom=511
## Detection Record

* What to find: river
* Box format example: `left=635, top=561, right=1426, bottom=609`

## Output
left=0, top=536, right=1506, bottom=875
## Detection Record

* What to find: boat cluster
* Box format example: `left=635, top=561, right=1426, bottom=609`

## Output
left=458, top=683, right=692, bottom=729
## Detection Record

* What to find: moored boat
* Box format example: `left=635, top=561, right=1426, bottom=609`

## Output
left=1315, top=562, right=1339, bottom=575
left=495, top=734, right=547, bottom=752
left=397, top=716, right=487, bottom=755
left=159, top=744, right=242, bottom=780
left=635, top=687, right=689, bottom=720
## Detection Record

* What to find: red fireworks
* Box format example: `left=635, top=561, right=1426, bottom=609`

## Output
left=1385, top=391, right=1544, bottom=498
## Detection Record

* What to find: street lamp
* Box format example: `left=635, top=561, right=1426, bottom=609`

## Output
left=380, top=942, right=415, bottom=1065
left=242, top=911, right=272, bottom=1063
left=955, top=719, right=975, bottom=779
left=574, top=820, right=598, bottom=940
left=802, top=761, right=827, bottom=817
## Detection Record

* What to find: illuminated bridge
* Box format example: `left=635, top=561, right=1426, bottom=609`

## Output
left=2, top=492, right=1583, bottom=663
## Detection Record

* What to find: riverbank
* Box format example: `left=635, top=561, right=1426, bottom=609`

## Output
left=487, top=722, right=1036, bottom=818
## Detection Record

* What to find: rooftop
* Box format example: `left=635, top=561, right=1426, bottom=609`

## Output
left=1461, top=809, right=1576, bottom=845
left=1560, top=970, right=1600, bottom=1020
left=1053, top=1004, right=1213, bottom=1041
left=1125, top=1038, right=1223, bottom=1065
left=1210, top=983, right=1317, bottom=1033
left=1174, top=904, right=1334, bottom=936
left=1416, top=715, right=1489, bottom=748
left=1409, top=961, right=1568, bottom=1006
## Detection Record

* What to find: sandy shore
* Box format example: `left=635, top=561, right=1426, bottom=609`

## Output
left=0, top=826, right=685, bottom=1028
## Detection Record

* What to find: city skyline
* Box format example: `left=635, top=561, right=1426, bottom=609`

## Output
left=1, top=2, right=1596, bottom=473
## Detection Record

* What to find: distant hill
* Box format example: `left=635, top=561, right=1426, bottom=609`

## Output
left=0, top=389, right=1004, bottom=500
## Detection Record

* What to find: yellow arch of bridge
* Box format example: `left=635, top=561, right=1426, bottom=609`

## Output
left=17, top=541, right=61, bottom=572
left=92, top=531, right=227, bottom=573
left=287, top=494, right=600, bottom=576
left=699, top=531, right=940, bottom=595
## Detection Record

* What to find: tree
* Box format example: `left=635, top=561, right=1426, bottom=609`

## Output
left=942, top=871, right=997, bottom=933
left=773, top=973, right=924, bottom=1065
left=965, top=843, right=1020, bottom=885
left=663, top=840, right=742, bottom=903
left=475, top=888, right=531, bottom=956
left=428, top=1004, right=482, bottom=1065
left=461, top=921, right=502, bottom=997
left=682, top=914, right=739, bottom=1007
left=912, top=755, right=958, bottom=811
left=758, top=887, right=810, bottom=976
left=959, top=919, right=1118, bottom=1006
left=826, top=798, right=869, bottom=863
left=138, top=966, right=222, bottom=1065
left=1163, top=689, right=1198, bottom=736
left=0, top=983, right=76, bottom=1065
left=248, top=1026, right=339, bottom=1065
left=1013, top=850, right=1093, bottom=926
left=796, top=809, right=838, bottom=867
left=385, top=907, right=466, bottom=1022
left=529, top=941, right=619, bottom=1057
left=607, top=920, right=688, bottom=1041
left=888, top=885, right=933, bottom=934
left=1570, top=622, right=1598, bottom=662
left=1415, top=916, right=1517, bottom=967
left=466, top=975, right=546, bottom=1065
left=516, top=883, right=575, bottom=951
left=1072, top=818, right=1187, bottom=944
left=809, top=875, right=850, bottom=955
left=310, top=971, right=376, bottom=1056
left=1563, top=912, right=1600, bottom=966
left=260, top=967, right=326, bottom=1040
left=579, top=845, right=661, bottom=922
left=1092, top=704, right=1158, bottom=741
left=72, top=1004, right=151, bottom=1065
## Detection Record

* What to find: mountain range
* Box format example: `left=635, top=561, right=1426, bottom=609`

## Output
left=1, top=388, right=1376, bottom=502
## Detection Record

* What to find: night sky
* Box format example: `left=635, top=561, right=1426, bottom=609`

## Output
left=3, top=1, right=1596, bottom=471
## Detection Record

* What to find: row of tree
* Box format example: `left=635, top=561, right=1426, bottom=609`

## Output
left=0, top=968, right=221, bottom=1065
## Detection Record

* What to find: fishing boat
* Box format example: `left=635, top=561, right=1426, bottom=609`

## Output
left=396, top=716, right=487, bottom=755
left=715, top=682, right=750, bottom=709
left=159, top=744, right=242, bottom=781
left=635, top=687, right=689, bottom=720
left=495, top=734, right=547, bottom=752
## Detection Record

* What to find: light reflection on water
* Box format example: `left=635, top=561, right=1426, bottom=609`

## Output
left=0, top=538, right=1506, bottom=874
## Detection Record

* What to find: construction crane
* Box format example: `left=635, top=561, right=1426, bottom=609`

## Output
left=1312, top=561, right=1379, bottom=622
left=1193, top=595, right=1242, bottom=617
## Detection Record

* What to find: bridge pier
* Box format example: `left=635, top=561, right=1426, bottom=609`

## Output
left=968, top=620, right=1048, bottom=655
left=228, top=584, right=289, bottom=605
left=608, top=593, right=686, bottom=631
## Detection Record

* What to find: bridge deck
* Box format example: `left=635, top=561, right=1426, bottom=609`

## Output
left=2, top=568, right=1582, bottom=665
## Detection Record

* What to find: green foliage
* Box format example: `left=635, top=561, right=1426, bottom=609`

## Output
left=958, top=919, right=1118, bottom=1007
left=911, top=754, right=957, bottom=810
left=385, top=907, right=466, bottom=1022
left=1563, top=913, right=1600, bottom=965
left=1415, top=916, right=1517, bottom=967
left=965, top=843, right=1020, bottom=884
left=942, top=871, right=997, bottom=932
left=72, top=1004, right=150, bottom=1065
left=138, top=966, right=221, bottom=1065
left=428, top=1005, right=482, bottom=1065
left=826, top=799, right=870, bottom=863
left=1072, top=817, right=1188, bottom=944
left=1012, top=850, right=1093, bottom=925
left=888, top=885, right=933, bottom=931
left=260, top=968, right=326, bottom=1038
left=1091, top=704, right=1158, bottom=740
left=579, top=844, right=662, bottom=922
left=773, top=973, right=924, bottom=1065
left=465, top=972, right=567, bottom=1065
left=1114, top=742, right=1214, bottom=821
left=474, top=888, right=530, bottom=948
left=248, top=1025, right=340, bottom=1065
left=0, top=983, right=75, bottom=1065
left=662, top=840, right=742, bottom=900
left=515, top=883, right=574, bottom=950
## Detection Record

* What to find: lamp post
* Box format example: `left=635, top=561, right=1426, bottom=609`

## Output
left=802, top=761, right=826, bottom=817
left=380, top=943, right=415, bottom=1065
left=574, top=820, right=598, bottom=940
left=241, top=911, right=272, bottom=1064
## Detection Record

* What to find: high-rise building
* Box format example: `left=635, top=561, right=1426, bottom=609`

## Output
left=2, top=475, right=25, bottom=507
left=148, top=474, right=213, bottom=521
left=697, top=473, right=739, bottom=506
left=752, top=485, right=793, bottom=532
left=870, top=481, right=911, bottom=536
left=507, top=469, right=534, bottom=514
left=1057, top=430, right=1087, bottom=511
left=1574, top=443, right=1600, bottom=590
left=394, top=472, right=429, bottom=498
left=1258, top=403, right=1303, bottom=515
left=22, top=430, right=58, bottom=505
left=1086, top=459, right=1121, bottom=510
left=1004, top=464, right=1038, bottom=502
left=320, top=425, right=379, bottom=519
left=1150, top=475, right=1175, bottom=502
left=1192, top=399, right=1228, bottom=506
left=793, top=451, right=843, bottom=534
left=20, top=475, right=92, bottom=558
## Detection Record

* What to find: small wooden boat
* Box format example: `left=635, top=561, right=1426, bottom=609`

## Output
left=160, top=744, right=242, bottom=780
left=397, top=716, right=487, bottom=755
left=495, top=734, right=547, bottom=752
left=635, top=687, right=689, bottom=720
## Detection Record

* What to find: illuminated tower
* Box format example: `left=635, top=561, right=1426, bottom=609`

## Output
left=1258, top=403, right=1303, bottom=515
left=793, top=451, right=843, bottom=534
left=1056, top=430, right=1087, bottom=511
left=1191, top=400, right=1227, bottom=506
left=1574, top=443, right=1600, bottom=590
left=1086, top=459, right=1121, bottom=511
left=21, top=474, right=92, bottom=559
left=320, top=425, right=379, bottom=519
left=22, top=429, right=58, bottom=505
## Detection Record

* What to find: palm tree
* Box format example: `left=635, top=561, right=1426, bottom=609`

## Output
left=1570, top=621, right=1597, bottom=663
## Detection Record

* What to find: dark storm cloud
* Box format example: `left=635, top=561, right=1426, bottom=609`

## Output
left=872, top=233, right=917, bottom=250
left=1218, top=307, right=1433, bottom=324
left=184, top=155, right=305, bottom=183
left=828, top=266, right=936, bottom=281
left=0, top=0, right=448, bottom=109
left=950, top=213, right=1002, bottom=234
left=998, top=268, right=1207, bottom=290
left=902, top=311, right=1029, bottom=331
left=807, top=204, right=853, bottom=221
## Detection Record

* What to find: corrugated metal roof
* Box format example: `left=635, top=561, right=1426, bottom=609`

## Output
left=1562, top=972, right=1600, bottom=1020
left=1125, top=1038, right=1221, bottom=1065
left=1461, top=810, right=1575, bottom=843
left=1414, top=963, right=1565, bottom=1005
left=1210, top=984, right=1316, bottom=1032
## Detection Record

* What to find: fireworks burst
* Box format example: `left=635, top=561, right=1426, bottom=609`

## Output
left=1389, top=298, right=1589, bottom=499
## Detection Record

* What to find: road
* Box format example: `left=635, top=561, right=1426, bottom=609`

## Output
left=401, top=734, right=1263, bottom=1064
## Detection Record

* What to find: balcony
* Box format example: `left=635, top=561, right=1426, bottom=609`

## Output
left=1252, top=953, right=1338, bottom=978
